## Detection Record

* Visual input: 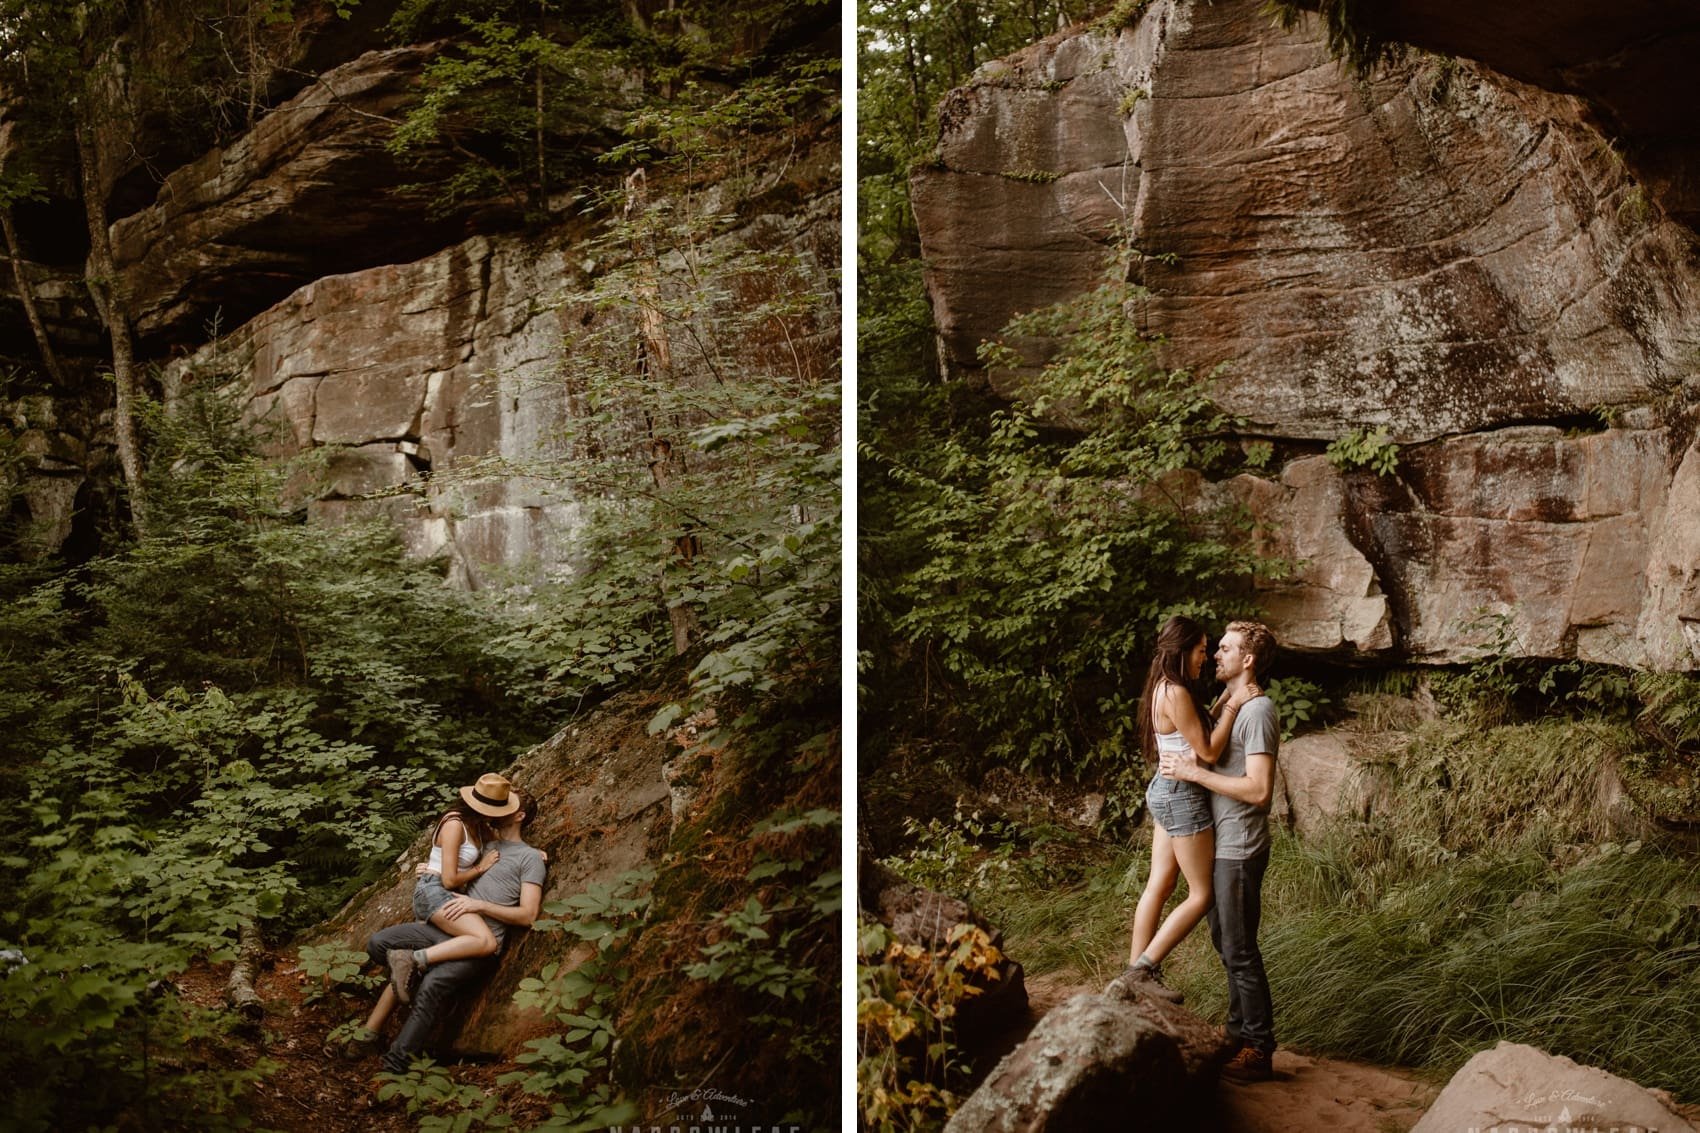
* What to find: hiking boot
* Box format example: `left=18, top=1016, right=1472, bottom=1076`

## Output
left=1219, top=1026, right=1245, bottom=1054
left=1115, top=963, right=1184, bottom=1004
left=386, top=949, right=419, bottom=1004
left=1221, top=1045, right=1274, bottom=1083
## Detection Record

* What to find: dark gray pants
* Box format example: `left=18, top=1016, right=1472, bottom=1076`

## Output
left=1207, top=848, right=1275, bottom=1055
left=365, top=921, right=494, bottom=1073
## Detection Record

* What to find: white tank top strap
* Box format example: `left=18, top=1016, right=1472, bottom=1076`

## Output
left=423, top=812, right=481, bottom=874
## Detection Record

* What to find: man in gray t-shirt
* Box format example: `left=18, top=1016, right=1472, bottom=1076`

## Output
left=457, top=836, right=548, bottom=945
left=1161, top=620, right=1281, bottom=1082
left=359, top=786, right=547, bottom=1073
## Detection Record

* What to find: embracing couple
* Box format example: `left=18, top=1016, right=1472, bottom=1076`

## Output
left=1118, top=615, right=1280, bottom=1083
left=334, top=773, right=548, bottom=1073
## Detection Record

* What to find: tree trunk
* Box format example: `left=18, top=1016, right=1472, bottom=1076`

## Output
left=224, top=919, right=266, bottom=1023
left=626, top=169, right=697, bottom=654
left=0, top=207, right=68, bottom=387
left=0, top=126, right=67, bottom=388
left=74, top=114, right=148, bottom=536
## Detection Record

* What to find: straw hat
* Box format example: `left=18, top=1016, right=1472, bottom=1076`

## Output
left=460, top=773, right=521, bottom=818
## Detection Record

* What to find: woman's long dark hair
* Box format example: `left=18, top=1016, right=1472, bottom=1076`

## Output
left=1138, top=615, right=1211, bottom=763
left=437, top=801, right=496, bottom=852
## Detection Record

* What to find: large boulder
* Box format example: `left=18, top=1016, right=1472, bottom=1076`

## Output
left=110, top=44, right=461, bottom=351
left=944, top=978, right=1230, bottom=1132
left=911, top=0, right=1700, bottom=669
left=1271, top=732, right=1373, bottom=835
left=1412, top=1041, right=1698, bottom=1133
left=915, top=0, right=1700, bottom=441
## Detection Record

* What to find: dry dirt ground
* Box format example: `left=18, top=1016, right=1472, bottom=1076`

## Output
left=177, top=951, right=548, bottom=1132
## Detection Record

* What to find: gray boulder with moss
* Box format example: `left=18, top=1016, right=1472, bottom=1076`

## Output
left=1413, top=1042, right=1697, bottom=1133
left=945, top=977, right=1231, bottom=1132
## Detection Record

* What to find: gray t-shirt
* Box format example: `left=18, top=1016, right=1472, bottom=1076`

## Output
left=464, top=836, right=547, bottom=943
left=1210, top=696, right=1279, bottom=860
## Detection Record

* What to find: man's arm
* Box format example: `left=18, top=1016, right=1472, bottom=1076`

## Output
left=438, top=882, right=543, bottom=927
left=1161, top=748, right=1276, bottom=808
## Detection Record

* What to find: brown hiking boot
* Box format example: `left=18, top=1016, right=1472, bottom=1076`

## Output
left=1116, top=963, right=1184, bottom=1003
left=386, top=949, right=419, bottom=1004
left=1221, top=1045, right=1274, bottom=1082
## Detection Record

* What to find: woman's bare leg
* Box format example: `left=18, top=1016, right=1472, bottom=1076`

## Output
left=1130, top=825, right=1179, bottom=964
left=362, top=983, right=398, bottom=1034
left=421, top=911, right=500, bottom=963
left=1140, top=828, right=1215, bottom=965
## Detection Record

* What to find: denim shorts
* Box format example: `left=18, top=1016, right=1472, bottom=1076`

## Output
left=412, top=872, right=453, bottom=921
left=1145, top=774, right=1213, bottom=838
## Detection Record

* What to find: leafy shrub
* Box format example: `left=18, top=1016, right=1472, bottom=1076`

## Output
left=864, top=250, right=1286, bottom=781
left=882, top=803, right=1063, bottom=899
left=378, top=1058, right=517, bottom=1132
left=1265, top=676, right=1330, bottom=742
left=0, top=393, right=563, bottom=1128
left=856, top=918, right=1006, bottom=1132
left=1325, top=426, right=1399, bottom=475
left=500, top=868, right=653, bottom=1130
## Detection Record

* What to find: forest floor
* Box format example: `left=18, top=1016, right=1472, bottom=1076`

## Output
left=177, top=951, right=544, bottom=1132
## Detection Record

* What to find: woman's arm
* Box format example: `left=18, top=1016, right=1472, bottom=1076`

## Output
left=1161, top=682, right=1248, bottom=765
left=436, top=819, right=499, bottom=890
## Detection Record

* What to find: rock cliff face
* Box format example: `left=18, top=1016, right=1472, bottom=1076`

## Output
left=0, top=4, right=839, bottom=583
left=912, top=0, right=1700, bottom=668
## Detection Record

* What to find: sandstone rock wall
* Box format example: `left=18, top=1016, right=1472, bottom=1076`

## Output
left=2, top=8, right=839, bottom=582
left=912, top=0, right=1700, bottom=669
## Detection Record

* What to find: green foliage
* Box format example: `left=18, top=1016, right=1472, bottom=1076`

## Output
left=1430, top=610, right=1637, bottom=727
left=882, top=803, right=1061, bottom=897
left=378, top=1058, right=516, bottom=1132
left=1264, top=834, right=1700, bottom=1101
left=501, top=867, right=652, bottom=1131
left=1092, top=0, right=1153, bottom=33
left=386, top=1, right=624, bottom=217
left=0, top=392, right=559, bottom=1128
left=865, top=249, right=1283, bottom=780
left=297, top=943, right=384, bottom=1003
left=1325, top=425, right=1399, bottom=475
left=1264, top=0, right=1407, bottom=77
left=683, top=808, right=841, bottom=1008
left=1265, top=676, right=1330, bottom=742
left=387, top=0, right=835, bottom=218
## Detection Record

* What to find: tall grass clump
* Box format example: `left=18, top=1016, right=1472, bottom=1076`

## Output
left=1264, top=838, right=1700, bottom=1096
left=1257, top=717, right=1700, bottom=1102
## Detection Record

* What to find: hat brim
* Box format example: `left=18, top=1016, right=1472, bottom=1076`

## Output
left=460, top=784, right=521, bottom=817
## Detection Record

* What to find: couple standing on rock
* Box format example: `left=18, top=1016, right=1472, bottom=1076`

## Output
left=1118, top=615, right=1281, bottom=1083
left=332, top=773, right=548, bottom=1073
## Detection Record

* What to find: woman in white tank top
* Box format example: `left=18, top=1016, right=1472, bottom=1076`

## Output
left=391, top=775, right=516, bottom=1001
left=1120, top=615, right=1256, bottom=998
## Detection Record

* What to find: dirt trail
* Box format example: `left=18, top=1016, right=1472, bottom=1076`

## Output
left=1008, top=974, right=1439, bottom=1133
left=177, top=951, right=539, bottom=1132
